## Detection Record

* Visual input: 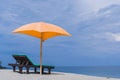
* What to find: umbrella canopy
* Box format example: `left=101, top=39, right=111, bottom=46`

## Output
left=13, top=22, right=70, bottom=41
left=13, top=22, right=71, bottom=74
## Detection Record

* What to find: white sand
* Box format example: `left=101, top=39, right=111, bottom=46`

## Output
left=0, top=69, right=120, bottom=80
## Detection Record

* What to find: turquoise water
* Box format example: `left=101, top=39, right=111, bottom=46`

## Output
left=54, top=66, right=120, bottom=78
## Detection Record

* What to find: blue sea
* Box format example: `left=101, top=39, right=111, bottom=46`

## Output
left=54, top=66, right=120, bottom=78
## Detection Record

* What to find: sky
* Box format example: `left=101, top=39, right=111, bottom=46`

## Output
left=1, top=0, right=120, bottom=67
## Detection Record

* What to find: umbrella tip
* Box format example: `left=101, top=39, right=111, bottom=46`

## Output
left=68, top=33, right=72, bottom=36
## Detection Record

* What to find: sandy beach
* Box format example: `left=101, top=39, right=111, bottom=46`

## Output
left=0, top=69, right=119, bottom=80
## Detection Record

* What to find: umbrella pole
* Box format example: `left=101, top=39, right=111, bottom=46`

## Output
left=40, top=39, right=42, bottom=75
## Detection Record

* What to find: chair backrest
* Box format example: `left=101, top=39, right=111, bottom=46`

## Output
left=12, top=54, right=34, bottom=65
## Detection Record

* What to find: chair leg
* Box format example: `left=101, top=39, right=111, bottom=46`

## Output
left=19, top=67, right=23, bottom=73
left=34, top=67, right=37, bottom=73
left=42, top=68, right=44, bottom=74
left=48, top=68, right=51, bottom=74
left=13, top=66, right=16, bottom=72
left=26, top=67, right=30, bottom=74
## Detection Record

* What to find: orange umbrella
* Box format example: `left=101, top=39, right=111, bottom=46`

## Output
left=13, top=22, right=71, bottom=74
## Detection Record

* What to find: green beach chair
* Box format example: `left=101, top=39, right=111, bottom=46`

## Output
left=8, top=54, right=54, bottom=74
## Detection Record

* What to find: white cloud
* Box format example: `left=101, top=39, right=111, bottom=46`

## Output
left=91, top=32, right=120, bottom=42
left=106, top=32, right=120, bottom=42
left=74, top=0, right=120, bottom=13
